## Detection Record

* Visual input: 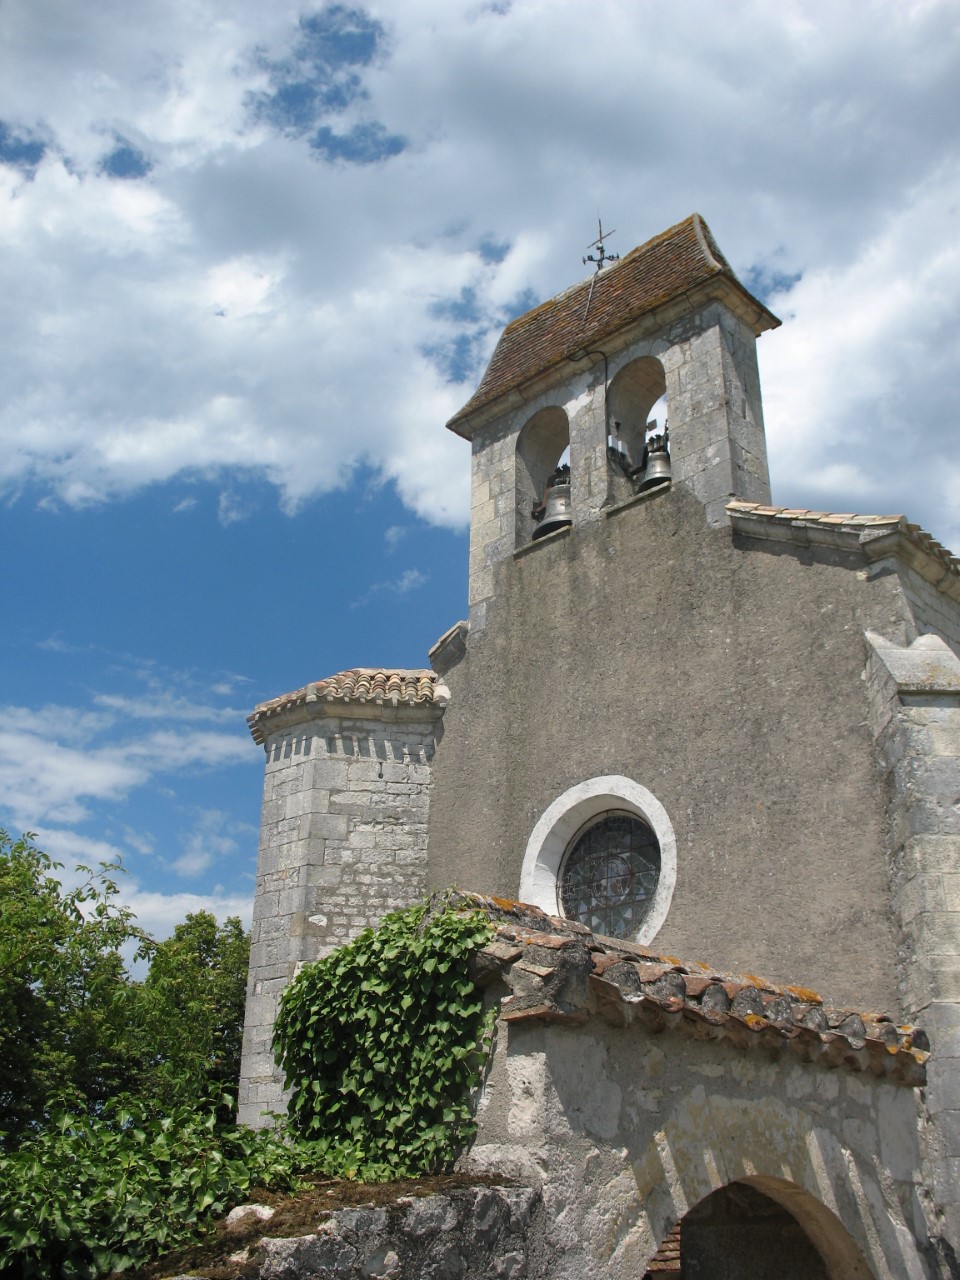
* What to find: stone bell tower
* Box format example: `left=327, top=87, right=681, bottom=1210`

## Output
left=446, top=213, right=779, bottom=632
left=424, top=212, right=958, bottom=1026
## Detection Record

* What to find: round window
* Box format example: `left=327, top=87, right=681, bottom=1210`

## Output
left=559, top=811, right=661, bottom=938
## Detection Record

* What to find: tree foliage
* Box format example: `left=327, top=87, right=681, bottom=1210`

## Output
left=0, top=833, right=146, bottom=1141
left=134, top=911, right=250, bottom=1118
left=0, top=831, right=250, bottom=1142
left=0, top=838, right=500, bottom=1277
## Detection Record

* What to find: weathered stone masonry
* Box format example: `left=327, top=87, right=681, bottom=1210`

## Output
left=865, top=631, right=960, bottom=1265
left=238, top=670, right=448, bottom=1127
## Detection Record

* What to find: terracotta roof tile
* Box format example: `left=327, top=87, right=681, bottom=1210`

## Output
left=248, top=668, right=449, bottom=744
left=459, top=894, right=928, bottom=1085
left=447, top=214, right=779, bottom=437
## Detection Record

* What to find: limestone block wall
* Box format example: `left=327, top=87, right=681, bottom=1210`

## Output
left=663, top=305, right=770, bottom=525
left=865, top=631, right=960, bottom=1267
left=895, top=562, right=960, bottom=657
left=238, top=696, right=445, bottom=1128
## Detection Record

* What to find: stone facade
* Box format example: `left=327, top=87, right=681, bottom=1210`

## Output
left=238, top=673, right=447, bottom=1126
left=239, top=215, right=960, bottom=1273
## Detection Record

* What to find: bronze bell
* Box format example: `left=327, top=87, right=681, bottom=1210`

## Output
left=633, top=427, right=672, bottom=494
left=636, top=447, right=672, bottom=492
left=531, top=466, right=573, bottom=540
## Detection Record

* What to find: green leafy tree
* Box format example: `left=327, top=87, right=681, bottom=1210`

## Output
left=0, top=832, right=146, bottom=1143
left=133, top=911, right=250, bottom=1117
left=0, top=834, right=251, bottom=1141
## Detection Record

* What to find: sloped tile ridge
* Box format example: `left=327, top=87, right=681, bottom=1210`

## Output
left=458, top=894, right=928, bottom=1086
left=447, top=214, right=780, bottom=438
left=727, top=500, right=960, bottom=585
left=248, top=668, right=449, bottom=743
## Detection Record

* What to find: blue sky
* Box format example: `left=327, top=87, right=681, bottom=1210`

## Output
left=1, top=0, right=958, bottom=937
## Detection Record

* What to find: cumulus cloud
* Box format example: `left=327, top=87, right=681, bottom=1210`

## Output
left=0, top=658, right=252, bottom=833
left=124, top=887, right=253, bottom=938
left=0, top=0, right=955, bottom=547
left=0, top=714, right=249, bottom=830
left=31, top=827, right=252, bottom=939
left=170, top=808, right=250, bottom=880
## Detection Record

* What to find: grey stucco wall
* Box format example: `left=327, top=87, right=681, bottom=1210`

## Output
left=427, top=484, right=919, bottom=1013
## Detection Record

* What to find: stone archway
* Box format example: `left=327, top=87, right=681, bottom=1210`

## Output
left=646, top=1178, right=876, bottom=1279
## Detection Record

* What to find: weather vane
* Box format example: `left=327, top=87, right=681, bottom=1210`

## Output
left=583, top=218, right=619, bottom=274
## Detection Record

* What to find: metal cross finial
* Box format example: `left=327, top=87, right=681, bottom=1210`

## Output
left=583, top=217, right=619, bottom=274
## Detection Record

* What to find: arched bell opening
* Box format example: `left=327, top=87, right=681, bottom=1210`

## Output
left=607, top=356, right=670, bottom=499
left=643, top=1178, right=876, bottom=1280
left=515, top=405, right=570, bottom=547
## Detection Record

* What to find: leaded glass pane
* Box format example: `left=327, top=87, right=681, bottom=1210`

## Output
left=559, top=812, right=660, bottom=938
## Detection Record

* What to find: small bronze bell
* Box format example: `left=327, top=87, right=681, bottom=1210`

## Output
left=531, top=463, right=573, bottom=540
left=633, top=427, right=672, bottom=494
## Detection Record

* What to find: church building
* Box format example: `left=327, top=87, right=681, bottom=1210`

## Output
left=238, top=216, right=960, bottom=1277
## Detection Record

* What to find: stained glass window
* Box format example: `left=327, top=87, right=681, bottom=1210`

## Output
left=559, top=811, right=661, bottom=938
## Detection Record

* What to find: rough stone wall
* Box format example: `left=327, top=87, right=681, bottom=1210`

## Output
left=893, top=561, right=960, bottom=657
left=238, top=708, right=441, bottom=1128
left=222, top=1186, right=547, bottom=1280
left=663, top=306, right=770, bottom=525
left=429, top=484, right=918, bottom=1012
left=864, top=631, right=960, bottom=1268
left=466, top=300, right=771, bottom=632
left=465, top=1018, right=930, bottom=1280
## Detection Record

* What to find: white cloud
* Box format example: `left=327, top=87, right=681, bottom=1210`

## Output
left=170, top=808, right=245, bottom=879
left=0, top=679, right=252, bottom=833
left=0, top=0, right=956, bottom=548
left=33, top=829, right=253, bottom=939
left=760, top=161, right=960, bottom=548
left=124, top=887, right=252, bottom=938
left=29, top=825, right=129, bottom=871
left=350, top=565, right=429, bottom=609
left=92, top=691, right=243, bottom=724
left=0, top=724, right=146, bottom=825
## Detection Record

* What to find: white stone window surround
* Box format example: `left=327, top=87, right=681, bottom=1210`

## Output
left=519, top=775, right=678, bottom=945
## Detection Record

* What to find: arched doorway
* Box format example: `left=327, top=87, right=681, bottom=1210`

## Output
left=644, top=1179, right=876, bottom=1280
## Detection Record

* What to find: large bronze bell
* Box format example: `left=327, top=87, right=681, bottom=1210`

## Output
left=633, top=427, right=672, bottom=494
left=531, top=466, right=573, bottom=540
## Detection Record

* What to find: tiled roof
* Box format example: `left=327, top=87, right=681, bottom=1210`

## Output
left=447, top=214, right=779, bottom=437
left=462, top=895, right=928, bottom=1086
left=248, top=669, right=449, bottom=744
left=726, top=501, right=960, bottom=592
